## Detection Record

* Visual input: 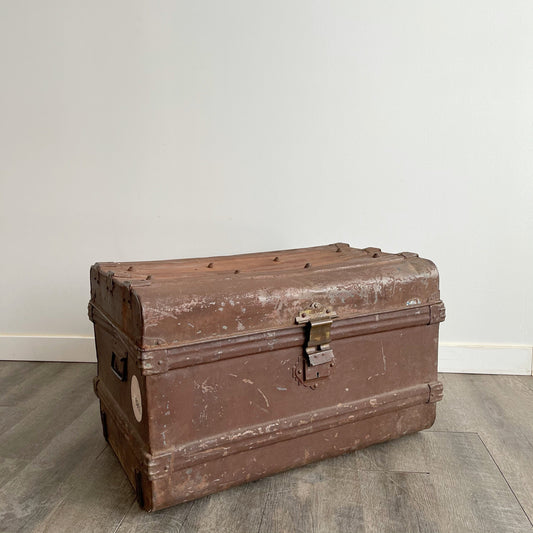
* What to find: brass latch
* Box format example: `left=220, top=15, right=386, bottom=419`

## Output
left=296, top=303, right=338, bottom=383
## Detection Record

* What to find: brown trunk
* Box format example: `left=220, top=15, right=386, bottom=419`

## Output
left=89, top=243, right=445, bottom=511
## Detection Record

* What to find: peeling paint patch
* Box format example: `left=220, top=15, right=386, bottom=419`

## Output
left=406, top=298, right=421, bottom=306
left=276, top=387, right=287, bottom=391
left=196, top=378, right=215, bottom=394
left=257, top=388, right=270, bottom=408
left=242, top=378, right=254, bottom=384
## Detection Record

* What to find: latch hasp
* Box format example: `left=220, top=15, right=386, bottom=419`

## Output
left=296, top=303, right=338, bottom=383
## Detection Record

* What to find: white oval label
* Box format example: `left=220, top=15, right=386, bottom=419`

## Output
left=130, top=375, right=142, bottom=423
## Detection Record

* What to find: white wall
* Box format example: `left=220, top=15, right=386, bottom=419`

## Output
left=1, top=1, right=532, bottom=371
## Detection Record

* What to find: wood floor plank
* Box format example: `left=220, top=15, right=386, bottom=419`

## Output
left=256, top=454, right=365, bottom=533
left=0, top=405, right=33, bottom=441
left=31, top=446, right=135, bottom=533
left=257, top=431, right=532, bottom=533
left=0, top=361, right=39, bottom=390
left=177, top=478, right=273, bottom=533
left=431, top=374, right=533, bottom=523
left=358, top=470, right=438, bottom=532
left=361, top=432, right=531, bottom=533
left=0, top=454, right=27, bottom=492
left=0, top=363, right=96, bottom=462
left=115, top=479, right=269, bottom=533
left=0, top=363, right=91, bottom=447
left=0, top=362, right=70, bottom=407
left=0, top=402, right=107, bottom=533
left=0, top=363, right=97, bottom=489
left=513, top=375, right=533, bottom=394
left=114, top=499, right=195, bottom=533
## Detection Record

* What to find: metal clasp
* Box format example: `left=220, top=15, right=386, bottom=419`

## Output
left=296, top=303, right=337, bottom=383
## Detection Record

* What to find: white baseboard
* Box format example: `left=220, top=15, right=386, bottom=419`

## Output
left=0, top=335, right=96, bottom=363
left=438, top=343, right=532, bottom=375
left=0, top=336, right=532, bottom=375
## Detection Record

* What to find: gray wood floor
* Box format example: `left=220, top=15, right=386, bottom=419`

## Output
left=0, top=362, right=532, bottom=533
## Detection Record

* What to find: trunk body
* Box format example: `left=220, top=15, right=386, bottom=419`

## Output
left=89, top=243, right=445, bottom=511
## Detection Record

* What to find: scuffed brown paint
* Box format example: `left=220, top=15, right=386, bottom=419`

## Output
left=89, top=243, right=445, bottom=511
left=91, top=243, right=440, bottom=349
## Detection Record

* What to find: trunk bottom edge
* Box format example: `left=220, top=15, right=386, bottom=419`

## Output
left=102, top=401, right=436, bottom=511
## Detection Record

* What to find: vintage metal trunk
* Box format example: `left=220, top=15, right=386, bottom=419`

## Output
left=89, top=243, right=445, bottom=511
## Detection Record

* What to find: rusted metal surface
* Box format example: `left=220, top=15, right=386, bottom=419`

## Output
left=90, top=243, right=440, bottom=349
left=89, top=243, right=445, bottom=511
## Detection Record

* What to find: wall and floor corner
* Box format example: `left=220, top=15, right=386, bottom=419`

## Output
left=1, top=2, right=532, bottom=374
